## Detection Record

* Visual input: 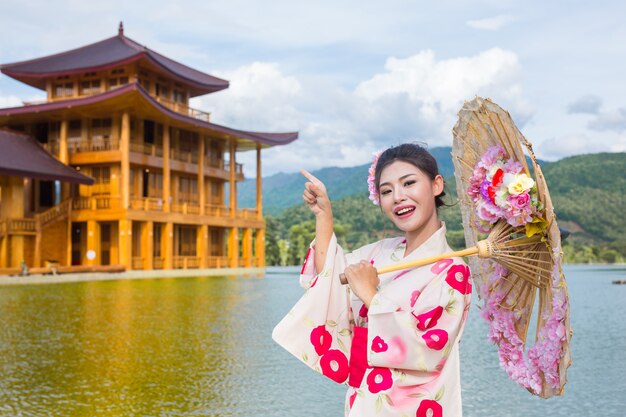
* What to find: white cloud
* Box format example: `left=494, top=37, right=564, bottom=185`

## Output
left=467, top=15, right=515, bottom=31
left=199, top=48, right=533, bottom=177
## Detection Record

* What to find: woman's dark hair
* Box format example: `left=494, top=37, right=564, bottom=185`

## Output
left=374, top=143, right=446, bottom=208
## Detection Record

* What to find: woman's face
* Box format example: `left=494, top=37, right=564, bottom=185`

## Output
left=378, top=160, right=443, bottom=234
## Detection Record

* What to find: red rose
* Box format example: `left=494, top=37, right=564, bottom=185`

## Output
left=310, top=325, right=332, bottom=356
left=320, top=349, right=349, bottom=383
left=422, top=329, right=448, bottom=351
left=492, top=168, right=504, bottom=187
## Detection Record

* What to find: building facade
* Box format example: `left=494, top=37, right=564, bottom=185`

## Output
left=0, top=24, right=298, bottom=272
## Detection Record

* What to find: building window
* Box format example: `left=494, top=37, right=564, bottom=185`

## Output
left=54, top=82, right=73, bottom=98
left=178, top=176, right=198, bottom=204
left=109, top=76, right=128, bottom=90
left=91, top=166, right=111, bottom=194
left=176, top=225, right=197, bottom=257
left=91, top=118, right=112, bottom=142
left=173, top=90, right=185, bottom=104
left=80, top=79, right=101, bottom=95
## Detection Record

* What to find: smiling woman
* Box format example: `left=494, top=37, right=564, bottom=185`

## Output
left=273, top=143, right=473, bottom=417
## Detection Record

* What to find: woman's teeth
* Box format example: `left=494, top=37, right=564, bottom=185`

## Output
left=396, top=207, right=414, bottom=215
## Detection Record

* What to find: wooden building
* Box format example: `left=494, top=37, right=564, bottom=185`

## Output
left=0, top=23, right=298, bottom=272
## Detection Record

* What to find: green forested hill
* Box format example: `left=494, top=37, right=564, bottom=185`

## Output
left=259, top=152, right=626, bottom=265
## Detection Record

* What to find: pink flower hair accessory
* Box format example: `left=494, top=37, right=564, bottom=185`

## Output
left=367, top=150, right=384, bottom=205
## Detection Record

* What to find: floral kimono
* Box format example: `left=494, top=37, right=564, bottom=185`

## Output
left=273, top=224, right=472, bottom=417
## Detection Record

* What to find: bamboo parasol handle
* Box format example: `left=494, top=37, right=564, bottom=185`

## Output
left=338, top=244, right=485, bottom=285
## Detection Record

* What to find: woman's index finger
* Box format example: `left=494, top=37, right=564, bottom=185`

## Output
left=300, top=169, right=320, bottom=184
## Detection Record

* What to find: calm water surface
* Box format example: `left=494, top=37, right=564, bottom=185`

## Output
left=0, top=265, right=624, bottom=416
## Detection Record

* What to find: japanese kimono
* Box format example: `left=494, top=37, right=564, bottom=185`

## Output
left=273, top=224, right=472, bottom=417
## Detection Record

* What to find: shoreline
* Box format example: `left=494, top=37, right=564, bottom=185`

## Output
left=0, top=267, right=266, bottom=286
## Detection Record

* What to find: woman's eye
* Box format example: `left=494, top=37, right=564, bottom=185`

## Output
left=380, top=189, right=391, bottom=195
left=404, top=180, right=416, bottom=187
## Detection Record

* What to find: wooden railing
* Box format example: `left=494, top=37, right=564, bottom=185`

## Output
left=171, top=202, right=200, bottom=214
left=171, top=148, right=198, bottom=164
left=153, top=95, right=211, bottom=122
left=72, top=195, right=121, bottom=210
left=206, top=256, right=230, bottom=268
left=224, top=160, right=244, bottom=175
left=68, top=138, right=119, bottom=153
left=0, top=219, right=37, bottom=236
left=172, top=256, right=201, bottom=269
left=36, top=199, right=72, bottom=228
left=205, top=204, right=231, bottom=217
left=153, top=257, right=165, bottom=269
left=130, top=197, right=164, bottom=211
left=131, top=257, right=144, bottom=270
left=129, top=142, right=163, bottom=157
left=239, top=209, right=259, bottom=220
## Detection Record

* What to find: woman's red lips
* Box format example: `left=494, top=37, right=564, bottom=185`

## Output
left=394, top=205, right=416, bottom=216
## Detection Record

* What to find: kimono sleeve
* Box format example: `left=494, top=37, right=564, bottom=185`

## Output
left=366, top=259, right=472, bottom=379
left=272, top=233, right=355, bottom=384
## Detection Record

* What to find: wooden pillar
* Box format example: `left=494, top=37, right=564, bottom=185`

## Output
left=144, top=221, right=154, bottom=270
left=256, top=143, right=262, bottom=219
left=228, top=227, right=239, bottom=268
left=1, top=177, right=26, bottom=268
left=0, top=235, right=7, bottom=268
left=119, top=219, right=132, bottom=270
left=229, top=139, right=237, bottom=218
left=198, top=224, right=208, bottom=268
left=256, top=228, right=266, bottom=268
left=59, top=120, right=70, bottom=200
left=198, top=135, right=205, bottom=215
left=163, top=124, right=171, bottom=212
left=86, top=220, right=98, bottom=266
left=66, top=220, right=72, bottom=266
left=163, top=222, right=173, bottom=269
left=242, top=228, right=252, bottom=267
left=121, top=112, right=130, bottom=209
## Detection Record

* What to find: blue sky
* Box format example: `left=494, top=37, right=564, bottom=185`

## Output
left=1, top=0, right=625, bottom=176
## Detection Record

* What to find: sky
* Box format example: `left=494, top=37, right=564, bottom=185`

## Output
left=0, top=0, right=625, bottom=177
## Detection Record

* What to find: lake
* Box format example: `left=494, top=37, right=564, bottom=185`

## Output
left=0, top=265, right=624, bottom=416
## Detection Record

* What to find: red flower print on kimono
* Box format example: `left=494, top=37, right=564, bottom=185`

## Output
left=414, top=306, right=444, bottom=331
left=371, top=336, right=388, bottom=353
left=416, top=399, right=443, bottom=417
left=430, top=258, right=453, bottom=274
left=445, top=264, right=472, bottom=294
left=359, top=304, right=368, bottom=318
left=320, top=349, right=349, bottom=383
left=366, top=367, right=393, bottom=393
left=422, top=329, right=449, bottom=351
left=310, top=325, right=332, bottom=356
left=410, top=290, right=421, bottom=308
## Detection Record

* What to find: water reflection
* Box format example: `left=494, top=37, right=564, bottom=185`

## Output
left=0, top=266, right=624, bottom=416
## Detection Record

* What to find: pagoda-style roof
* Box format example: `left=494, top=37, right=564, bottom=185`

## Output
left=0, top=24, right=229, bottom=97
left=0, top=129, right=93, bottom=184
left=0, top=83, right=298, bottom=150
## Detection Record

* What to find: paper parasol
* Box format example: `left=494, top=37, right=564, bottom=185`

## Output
left=451, top=96, right=572, bottom=398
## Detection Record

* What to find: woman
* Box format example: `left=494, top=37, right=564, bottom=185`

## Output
left=273, top=143, right=472, bottom=417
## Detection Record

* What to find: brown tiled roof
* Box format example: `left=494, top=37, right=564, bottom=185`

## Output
left=0, top=28, right=229, bottom=97
left=0, top=129, right=94, bottom=184
left=0, top=83, right=298, bottom=148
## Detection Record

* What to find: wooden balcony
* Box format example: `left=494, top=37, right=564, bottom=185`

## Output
left=206, top=256, right=230, bottom=268
left=0, top=218, right=37, bottom=238
left=130, top=142, right=163, bottom=157
left=72, top=195, right=122, bottom=210
left=69, top=138, right=120, bottom=153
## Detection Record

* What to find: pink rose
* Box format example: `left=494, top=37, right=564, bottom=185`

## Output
left=509, top=192, right=530, bottom=209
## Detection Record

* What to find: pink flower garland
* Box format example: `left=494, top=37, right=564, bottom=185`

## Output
left=471, top=146, right=567, bottom=394
left=478, top=233, right=567, bottom=394
left=367, top=150, right=383, bottom=205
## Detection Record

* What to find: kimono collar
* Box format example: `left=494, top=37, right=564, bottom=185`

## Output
left=399, top=222, right=450, bottom=260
